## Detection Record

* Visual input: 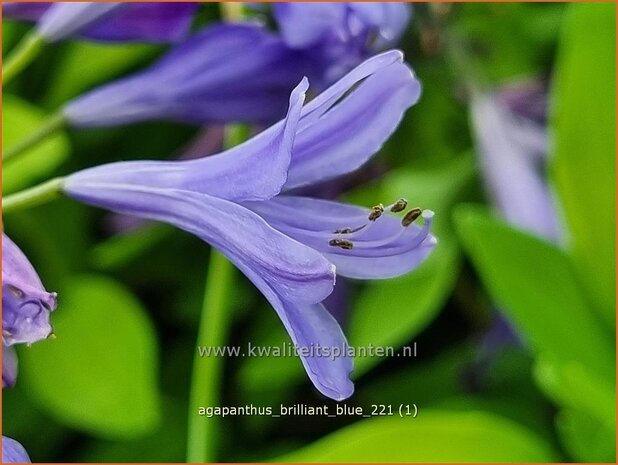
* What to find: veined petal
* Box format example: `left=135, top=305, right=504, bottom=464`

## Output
left=2, top=2, right=50, bottom=22
left=61, top=185, right=335, bottom=305
left=37, top=2, right=123, bottom=42
left=246, top=196, right=437, bottom=279
left=274, top=3, right=346, bottom=49
left=2, top=345, right=18, bottom=388
left=348, top=3, right=412, bottom=47
left=2, top=437, right=31, bottom=463
left=285, top=51, right=421, bottom=189
left=64, top=79, right=307, bottom=203
left=2, top=234, right=57, bottom=346
left=64, top=24, right=308, bottom=127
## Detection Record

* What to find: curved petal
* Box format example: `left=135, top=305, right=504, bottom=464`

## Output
left=285, top=53, right=421, bottom=189
left=2, top=234, right=57, bottom=346
left=65, top=79, right=307, bottom=203
left=348, top=3, right=412, bottom=47
left=62, top=185, right=335, bottom=305
left=241, top=259, right=353, bottom=400
left=37, top=2, right=123, bottom=42
left=273, top=3, right=346, bottom=49
left=2, top=2, right=51, bottom=22
left=246, top=196, right=436, bottom=279
left=2, top=437, right=30, bottom=463
left=64, top=24, right=308, bottom=126
left=2, top=345, right=18, bottom=388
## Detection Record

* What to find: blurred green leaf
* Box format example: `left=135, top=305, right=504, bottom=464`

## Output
left=557, top=408, right=615, bottom=462
left=20, top=275, right=161, bottom=439
left=43, top=41, right=158, bottom=109
left=550, top=2, right=616, bottom=327
left=2, top=94, right=70, bottom=194
left=274, top=410, right=558, bottom=462
left=453, top=205, right=614, bottom=379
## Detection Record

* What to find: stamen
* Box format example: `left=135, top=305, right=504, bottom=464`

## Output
left=8, top=285, right=24, bottom=298
left=368, top=203, right=384, bottom=221
left=2, top=330, right=12, bottom=338
left=329, top=239, right=354, bottom=250
left=402, top=208, right=423, bottom=227
left=389, top=198, right=408, bottom=213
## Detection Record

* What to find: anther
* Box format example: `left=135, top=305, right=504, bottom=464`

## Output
left=329, top=239, right=354, bottom=250
left=3, top=330, right=12, bottom=338
left=390, top=198, right=408, bottom=213
left=334, top=227, right=353, bottom=234
left=368, top=203, right=384, bottom=221
left=8, top=285, right=24, bottom=298
left=402, top=208, right=423, bottom=227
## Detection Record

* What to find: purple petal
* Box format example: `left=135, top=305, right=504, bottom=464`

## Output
left=64, top=24, right=308, bottom=127
left=246, top=196, right=436, bottom=279
left=64, top=79, right=307, bottom=203
left=274, top=3, right=347, bottom=49
left=37, top=2, right=123, bottom=42
left=77, top=3, right=199, bottom=43
left=2, top=234, right=57, bottom=346
left=242, top=259, right=353, bottom=400
left=2, top=437, right=30, bottom=463
left=284, top=51, right=421, bottom=189
left=2, top=2, right=51, bottom=22
left=348, top=3, right=412, bottom=47
left=61, top=186, right=334, bottom=306
left=2, top=345, right=18, bottom=388
left=469, top=91, right=560, bottom=241
left=4, top=2, right=198, bottom=43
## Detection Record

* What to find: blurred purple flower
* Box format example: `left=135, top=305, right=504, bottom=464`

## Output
left=64, top=23, right=308, bottom=127
left=2, top=437, right=31, bottom=463
left=62, top=52, right=435, bottom=400
left=469, top=80, right=560, bottom=241
left=3, top=2, right=199, bottom=43
left=272, top=2, right=412, bottom=88
left=2, top=234, right=57, bottom=347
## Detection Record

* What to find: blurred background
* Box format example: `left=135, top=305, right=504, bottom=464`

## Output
left=2, top=2, right=615, bottom=462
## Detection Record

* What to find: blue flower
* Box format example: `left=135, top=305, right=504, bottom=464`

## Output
left=62, top=52, right=435, bottom=400
left=272, top=2, right=412, bottom=88
left=63, top=23, right=307, bottom=127
left=2, top=437, right=31, bottom=463
left=3, top=2, right=199, bottom=43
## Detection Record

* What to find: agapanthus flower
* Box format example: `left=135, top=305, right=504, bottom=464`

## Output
left=271, top=2, right=412, bottom=88
left=63, top=23, right=307, bottom=127
left=3, top=233, right=57, bottom=347
left=2, top=2, right=199, bottom=43
left=2, top=437, right=31, bottom=463
left=62, top=51, right=435, bottom=400
left=469, top=81, right=560, bottom=241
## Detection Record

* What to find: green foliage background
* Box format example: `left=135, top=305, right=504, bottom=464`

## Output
left=2, top=3, right=615, bottom=463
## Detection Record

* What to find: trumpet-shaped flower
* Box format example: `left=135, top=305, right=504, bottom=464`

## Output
left=2, top=437, right=31, bottom=463
left=272, top=2, right=412, bottom=87
left=3, top=2, right=199, bottom=43
left=63, top=23, right=307, bottom=127
left=2, top=234, right=57, bottom=347
left=62, top=51, right=435, bottom=400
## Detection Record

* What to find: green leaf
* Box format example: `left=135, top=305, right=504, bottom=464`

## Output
left=20, top=275, right=161, bottom=439
left=274, top=410, right=558, bottom=462
left=550, top=3, right=616, bottom=326
left=2, top=94, right=70, bottom=194
left=557, top=408, right=616, bottom=462
left=453, top=205, right=614, bottom=379
left=43, top=41, right=159, bottom=109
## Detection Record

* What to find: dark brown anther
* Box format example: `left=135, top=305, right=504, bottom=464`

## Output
left=329, top=238, right=354, bottom=250
left=368, top=203, right=384, bottom=221
left=402, top=208, right=423, bottom=227
left=334, top=227, right=354, bottom=234
left=8, top=285, right=24, bottom=298
left=390, top=198, right=408, bottom=213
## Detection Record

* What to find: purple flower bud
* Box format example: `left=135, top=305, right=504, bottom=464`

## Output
left=2, top=437, right=31, bottom=463
left=64, top=23, right=308, bottom=127
left=273, top=2, right=412, bottom=87
left=2, top=234, right=57, bottom=347
left=62, top=52, right=435, bottom=400
left=469, top=84, right=560, bottom=241
left=3, top=2, right=199, bottom=43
